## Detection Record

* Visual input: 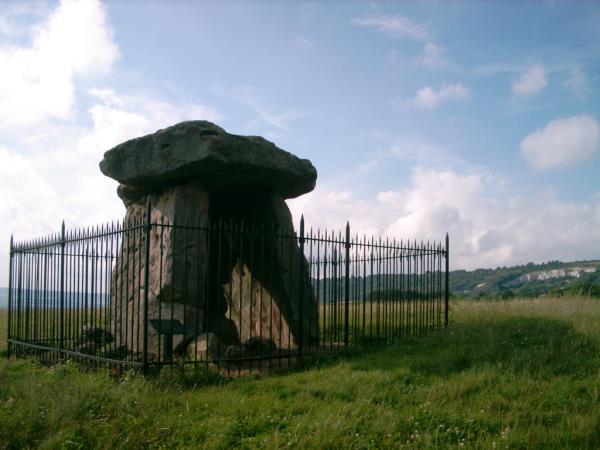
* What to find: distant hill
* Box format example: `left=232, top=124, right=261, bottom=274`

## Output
left=0, top=288, right=107, bottom=310
left=312, top=259, right=600, bottom=301
left=1, top=260, right=598, bottom=309
left=451, top=260, right=600, bottom=299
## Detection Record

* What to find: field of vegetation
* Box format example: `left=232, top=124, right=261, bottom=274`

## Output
left=1, top=296, right=599, bottom=449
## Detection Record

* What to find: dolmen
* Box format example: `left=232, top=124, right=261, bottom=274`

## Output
left=99, top=121, right=319, bottom=363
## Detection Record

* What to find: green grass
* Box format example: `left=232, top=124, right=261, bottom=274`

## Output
left=1, top=297, right=599, bottom=449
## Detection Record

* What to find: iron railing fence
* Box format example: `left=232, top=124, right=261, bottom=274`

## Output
left=7, top=204, right=449, bottom=375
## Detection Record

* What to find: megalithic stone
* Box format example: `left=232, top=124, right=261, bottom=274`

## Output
left=102, top=121, right=318, bottom=360
left=99, top=121, right=317, bottom=205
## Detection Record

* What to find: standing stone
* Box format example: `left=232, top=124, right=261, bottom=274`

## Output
left=101, top=121, right=319, bottom=361
left=110, top=182, right=212, bottom=357
left=223, top=194, right=319, bottom=351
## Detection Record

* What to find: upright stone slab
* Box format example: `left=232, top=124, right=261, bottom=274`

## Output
left=110, top=182, right=214, bottom=358
left=223, top=194, right=319, bottom=351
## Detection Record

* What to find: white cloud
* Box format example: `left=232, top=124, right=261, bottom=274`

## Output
left=0, top=0, right=118, bottom=126
left=0, top=14, right=26, bottom=37
left=413, top=83, right=471, bottom=109
left=511, top=64, right=547, bottom=96
left=0, top=2, right=49, bottom=38
left=0, top=146, right=61, bottom=235
left=0, top=0, right=221, bottom=283
left=520, top=115, right=600, bottom=170
left=565, top=67, right=589, bottom=99
left=82, top=88, right=221, bottom=158
left=415, top=42, right=449, bottom=69
left=245, top=97, right=305, bottom=132
left=0, top=88, right=222, bottom=280
left=387, top=138, right=463, bottom=167
left=353, top=15, right=430, bottom=41
left=288, top=168, right=600, bottom=270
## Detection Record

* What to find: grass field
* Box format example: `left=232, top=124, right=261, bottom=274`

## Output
left=1, top=297, right=599, bottom=449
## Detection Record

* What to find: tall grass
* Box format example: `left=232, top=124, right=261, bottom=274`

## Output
left=1, top=296, right=599, bottom=449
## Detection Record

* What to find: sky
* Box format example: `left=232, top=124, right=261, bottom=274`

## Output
left=1, top=0, right=600, bottom=284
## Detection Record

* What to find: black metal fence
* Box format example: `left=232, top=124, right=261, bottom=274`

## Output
left=6, top=204, right=449, bottom=375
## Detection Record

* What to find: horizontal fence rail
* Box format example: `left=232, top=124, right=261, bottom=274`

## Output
left=7, top=209, right=449, bottom=376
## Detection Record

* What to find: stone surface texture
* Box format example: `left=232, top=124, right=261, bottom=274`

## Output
left=103, top=121, right=318, bottom=362
left=186, top=333, right=222, bottom=361
left=100, top=121, right=317, bottom=204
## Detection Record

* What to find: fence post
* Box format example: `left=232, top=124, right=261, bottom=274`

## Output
left=60, top=221, right=65, bottom=354
left=344, top=222, right=350, bottom=348
left=444, top=233, right=449, bottom=328
left=298, top=215, right=305, bottom=356
left=142, top=197, right=152, bottom=374
left=7, top=236, right=14, bottom=358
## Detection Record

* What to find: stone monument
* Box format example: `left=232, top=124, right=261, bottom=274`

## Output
left=99, top=121, right=319, bottom=362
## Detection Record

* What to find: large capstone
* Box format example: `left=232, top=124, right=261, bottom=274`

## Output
left=99, top=121, right=317, bottom=205
left=102, top=121, right=319, bottom=362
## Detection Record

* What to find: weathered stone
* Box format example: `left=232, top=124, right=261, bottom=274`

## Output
left=82, top=325, right=113, bottom=345
left=223, top=344, right=246, bottom=360
left=225, top=261, right=292, bottom=349
left=76, top=342, right=98, bottom=356
left=99, top=121, right=317, bottom=203
left=117, top=184, right=147, bottom=206
left=111, top=181, right=213, bottom=357
left=104, top=122, right=319, bottom=363
left=105, top=345, right=129, bottom=360
left=223, top=194, right=319, bottom=350
left=186, top=332, right=222, bottom=361
left=244, top=337, right=277, bottom=356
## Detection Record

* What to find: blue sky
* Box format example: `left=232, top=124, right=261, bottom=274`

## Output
left=1, top=0, right=599, bottom=281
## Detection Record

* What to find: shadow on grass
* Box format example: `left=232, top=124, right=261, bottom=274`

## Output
left=124, top=316, right=600, bottom=388
left=4, top=316, right=596, bottom=389
left=349, top=317, right=599, bottom=378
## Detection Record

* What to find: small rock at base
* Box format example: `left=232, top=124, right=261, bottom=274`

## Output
left=186, top=332, right=222, bottom=361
